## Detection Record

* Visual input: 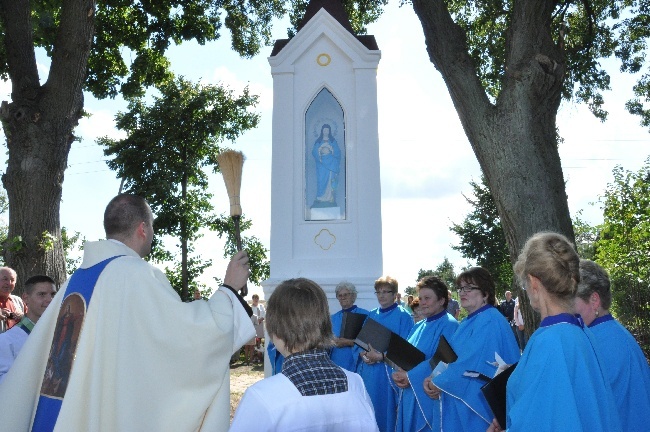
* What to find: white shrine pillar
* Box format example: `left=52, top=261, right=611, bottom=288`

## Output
left=262, top=2, right=383, bottom=315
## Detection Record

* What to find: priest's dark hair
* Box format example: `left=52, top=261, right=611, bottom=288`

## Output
left=104, top=194, right=152, bottom=239
left=266, top=278, right=334, bottom=353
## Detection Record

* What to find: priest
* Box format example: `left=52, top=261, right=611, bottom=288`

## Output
left=0, top=194, right=255, bottom=432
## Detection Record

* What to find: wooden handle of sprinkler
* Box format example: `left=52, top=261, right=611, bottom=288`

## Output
left=233, top=215, right=248, bottom=297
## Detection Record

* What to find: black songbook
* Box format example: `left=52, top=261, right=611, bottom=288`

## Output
left=340, top=312, right=367, bottom=340
left=385, top=332, right=426, bottom=371
left=428, top=334, right=458, bottom=370
left=354, top=318, right=392, bottom=353
left=480, top=363, right=518, bottom=430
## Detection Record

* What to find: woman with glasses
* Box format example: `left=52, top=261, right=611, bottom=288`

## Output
left=330, top=281, right=369, bottom=371
left=424, top=267, right=519, bottom=431
left=392, top=276, right=459, bottom=432
left=488, top=233, right=621, bottom=431
left=355, top=276, right=413, bottom=432
left=574, top=259, right=650, bottom=431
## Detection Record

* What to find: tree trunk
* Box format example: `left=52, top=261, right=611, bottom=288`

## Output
left=412, top=0, right=574, bottom=331
left=181, top=172, right=189, bottom=301
left=0, top=0, right=95, bottom=289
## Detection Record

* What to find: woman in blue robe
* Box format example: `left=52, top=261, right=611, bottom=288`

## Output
left=392, top=276, right=458, bottom=432
left=490, top=233, right=620, bottom=431
left=330, top=281, right=369, bottom=371
left=426, top=267, right=520, bottom=431
left=574, top=259, right=650, bottom=431
left=311, top=124, right=341, bottom=205
left=355, top=276, right=413, bottom=432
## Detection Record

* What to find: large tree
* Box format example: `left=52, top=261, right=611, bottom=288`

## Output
left=100, top=76, right=262, bottom=300
left=0, top=0, right=386, bottom=286
left=409, top=0, right=648, bottom=324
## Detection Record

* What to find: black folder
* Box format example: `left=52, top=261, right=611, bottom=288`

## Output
left=385, top=332, right=426, bottom=371
left=354, top=318, right=391, bottom=353
left=480, top=363, right=517, bottom=429
left=428, top=334, right=458, bottom=370
left=340, top=312, right=367, bottom=340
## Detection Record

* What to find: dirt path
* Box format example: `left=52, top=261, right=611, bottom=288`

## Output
left=229, top=361, right=265, bottom=420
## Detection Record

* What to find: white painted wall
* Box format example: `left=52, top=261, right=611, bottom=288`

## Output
left=263, top=9, right=383, bottom=314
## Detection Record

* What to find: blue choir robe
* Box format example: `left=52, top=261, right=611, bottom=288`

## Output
left=395, top=310, right=459, bottom=432
left=266, top=341, right=284, bottom=376
left=330, top=305, right=369, bottom=371
left=355, top=303, right=414, bottom=432
left=506, top=314, right=621, bottom=431
left=589, top=314, right=650, bottom=431
left=433, top=305, right=520, bottom=432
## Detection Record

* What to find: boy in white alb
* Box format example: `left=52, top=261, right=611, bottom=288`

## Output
left=230, top=278, right=378, bottom=432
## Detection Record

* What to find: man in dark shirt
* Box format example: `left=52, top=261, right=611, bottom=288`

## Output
left=499, top=290, right=515, bottom=323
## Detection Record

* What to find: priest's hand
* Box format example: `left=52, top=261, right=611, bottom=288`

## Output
left=224, top=250, right=250, bottom=292
left=423, top=377, right=441, bottom=399
left=392, top=369, right=410, bottom=389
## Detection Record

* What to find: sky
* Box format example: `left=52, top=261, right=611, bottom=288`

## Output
left=1, top=2, right=649, bottom=298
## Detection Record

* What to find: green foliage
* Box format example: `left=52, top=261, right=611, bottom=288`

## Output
left=286, top=0, right=388, bottom=37
left=0, top=1, right=390, bottom=99
left=416, top=258, right=458, bottom=292
left=440, top=1, right=648, bottom=122
left=210, top=214, right=270, bottom=285
left=450, top=177, right=513, bottom=297
left=38, top=231, right=57, bottom=252
left=573, top=210, right=600, bottom=260
left=163, top=244, right=213, bottom=298
left=100, top=76, right=265, bottom=298
left=61, top=227, right=85, bottom=275
left=595, top=157, right=650, bottom=356
left=0, top=0, right=288, bottom=98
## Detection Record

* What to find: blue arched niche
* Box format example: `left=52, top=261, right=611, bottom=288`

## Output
left=304, top=88, right=346, bottom=221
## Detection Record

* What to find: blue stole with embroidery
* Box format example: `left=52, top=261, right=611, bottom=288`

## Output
left=32, top=255, right=122, bottom=432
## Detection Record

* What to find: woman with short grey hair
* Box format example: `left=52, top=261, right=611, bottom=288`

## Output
left=330, top=281, right=368, bottom=371
left=574, top=259, right=650, bottom=431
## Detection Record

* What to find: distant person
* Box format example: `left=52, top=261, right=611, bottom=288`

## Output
left=0, top=267, right=25, bottom=332
left=424, top=267, right=520, bottom=431
left=488, top=232, right=619, bottom=431
left=446, top=289, right=460, bottom=320
left=251, top=294, right=266, bottom=339
left=404, top=294, right=414, bottom=315
left=330, top=281, right=369, bottom=371
left=410, top=298, right=423, bottom=322
left=0, top=194, right=255, bottom=432
left=574, top=259, right=650, bottom=431
left=231, top=278, right=378, bottom=432
left=513, top=296, right=527, bottom=350
left=0, top=275, right=57, bottom=383
left=499, top=290, right=515, bottom=321
left=355, top=276, right=413, bottom=432
left=392, top=276, right=459, bottom=432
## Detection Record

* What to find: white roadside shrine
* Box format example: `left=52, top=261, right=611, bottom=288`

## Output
left=262, top=0, right=383, bottom=316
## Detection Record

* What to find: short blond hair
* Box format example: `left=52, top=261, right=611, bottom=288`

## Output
left=266, top=278, right=333, bottom=353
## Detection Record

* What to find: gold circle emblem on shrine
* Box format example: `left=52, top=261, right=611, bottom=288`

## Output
left=317, top=53, right=331, bottom=66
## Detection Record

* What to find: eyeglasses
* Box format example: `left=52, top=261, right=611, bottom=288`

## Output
left=375, top=290, right=394, bottom=296
left=336, top=293, right=352, bottom=298
left=456, top=285, right=480, bottom=293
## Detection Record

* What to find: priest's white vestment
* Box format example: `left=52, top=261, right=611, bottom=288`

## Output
left=0, top=240, right=254, bottom=432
